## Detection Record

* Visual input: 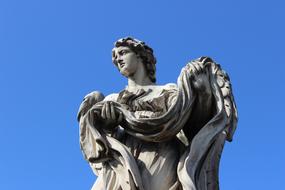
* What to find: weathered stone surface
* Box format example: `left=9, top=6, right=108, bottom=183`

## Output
left=77, top=37, right=238, bottom=190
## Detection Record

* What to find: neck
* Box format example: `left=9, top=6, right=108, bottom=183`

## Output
left=127, top=64, right=154, bottom=91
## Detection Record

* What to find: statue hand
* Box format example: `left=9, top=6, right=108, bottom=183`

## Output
left=188, top=61, right=211, bottom=94
left=98, top=101, right=123, bottom=131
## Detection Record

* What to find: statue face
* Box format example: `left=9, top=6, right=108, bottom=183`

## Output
left=113, top=46, right=141, bottom=77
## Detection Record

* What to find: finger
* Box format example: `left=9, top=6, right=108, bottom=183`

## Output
left=204, top=68, right=209, bottom=75
left=193, top=62, right=202, bottom=74
left=198, top=62, right=205, bottom=73
left=200, top=61, right=205, bottom=69
left=93, top=110, right=101, bottom=117
left=117, top=111, right=123, bottom=123
left=105, top=102, right=111, bottom=119
left=101, top=103, right=106, bottom=119
left=190, top=64, right=198, bottom=78
left=110, top=102, right=116, bottom=120
left=197, top=62, right=204, bottom=72
left=186, top=63, right=191, bottom=70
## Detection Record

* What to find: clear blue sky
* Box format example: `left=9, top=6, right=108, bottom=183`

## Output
left=0, top=0, right=284, bottom=189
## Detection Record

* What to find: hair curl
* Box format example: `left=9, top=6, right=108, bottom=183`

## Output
left=112, top=37, right=157, bottom=83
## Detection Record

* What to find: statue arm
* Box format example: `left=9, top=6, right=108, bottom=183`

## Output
left=178, top=58, right=238, bottom=190
left=186, top=57, right=214, bottom=127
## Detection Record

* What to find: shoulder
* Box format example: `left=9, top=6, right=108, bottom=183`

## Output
left=152, top=83, right=178, bottom=97
left=151, top=83, right=177, bottom=90
left=103, top=93, right=119, bottom=101
left=157, top=83, right=178, bottom=93
left=164, top=83, right=177, bottom=90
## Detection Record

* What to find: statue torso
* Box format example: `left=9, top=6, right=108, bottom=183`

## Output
left=103, top=84, right=181, bottom=189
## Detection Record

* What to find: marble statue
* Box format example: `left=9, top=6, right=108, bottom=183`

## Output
left=77, top=37, right=238, bottom=190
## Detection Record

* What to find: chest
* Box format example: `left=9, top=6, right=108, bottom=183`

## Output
left=117, top=88, right=169, bottom=113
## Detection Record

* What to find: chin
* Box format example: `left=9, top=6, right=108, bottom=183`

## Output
left=120, top=68, right=134, bottom=78
left=120, top=70, right=131, bottom=77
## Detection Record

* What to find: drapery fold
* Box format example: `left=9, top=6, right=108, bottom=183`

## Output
left=78, top=57, right=237, bottom=190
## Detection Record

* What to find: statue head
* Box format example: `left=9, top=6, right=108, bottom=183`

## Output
left=112, top=37, right=156, bottom=83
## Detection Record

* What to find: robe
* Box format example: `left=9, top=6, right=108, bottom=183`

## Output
left=78, top=57, right=238, bottom=190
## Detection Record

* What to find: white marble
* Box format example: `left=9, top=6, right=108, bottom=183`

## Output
left=77, top=37, right=238, bottom=190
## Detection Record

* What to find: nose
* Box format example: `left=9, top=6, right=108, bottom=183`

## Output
left=117, top=57, right=123, bottom=64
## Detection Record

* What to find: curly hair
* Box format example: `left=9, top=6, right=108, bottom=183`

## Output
left=112, top=37, right=157, bottom=83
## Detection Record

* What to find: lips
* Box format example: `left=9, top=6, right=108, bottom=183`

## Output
left=119, top=62, right=125, bottom=68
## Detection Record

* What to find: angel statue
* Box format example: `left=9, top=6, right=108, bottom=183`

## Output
left=77, top=37, right=238, bottom=190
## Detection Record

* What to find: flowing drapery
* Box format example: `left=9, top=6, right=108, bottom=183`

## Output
left=78, top=57, right=237, bottom=190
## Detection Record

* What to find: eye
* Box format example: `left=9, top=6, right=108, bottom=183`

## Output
left=120, top=50, right=128, bottom=55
